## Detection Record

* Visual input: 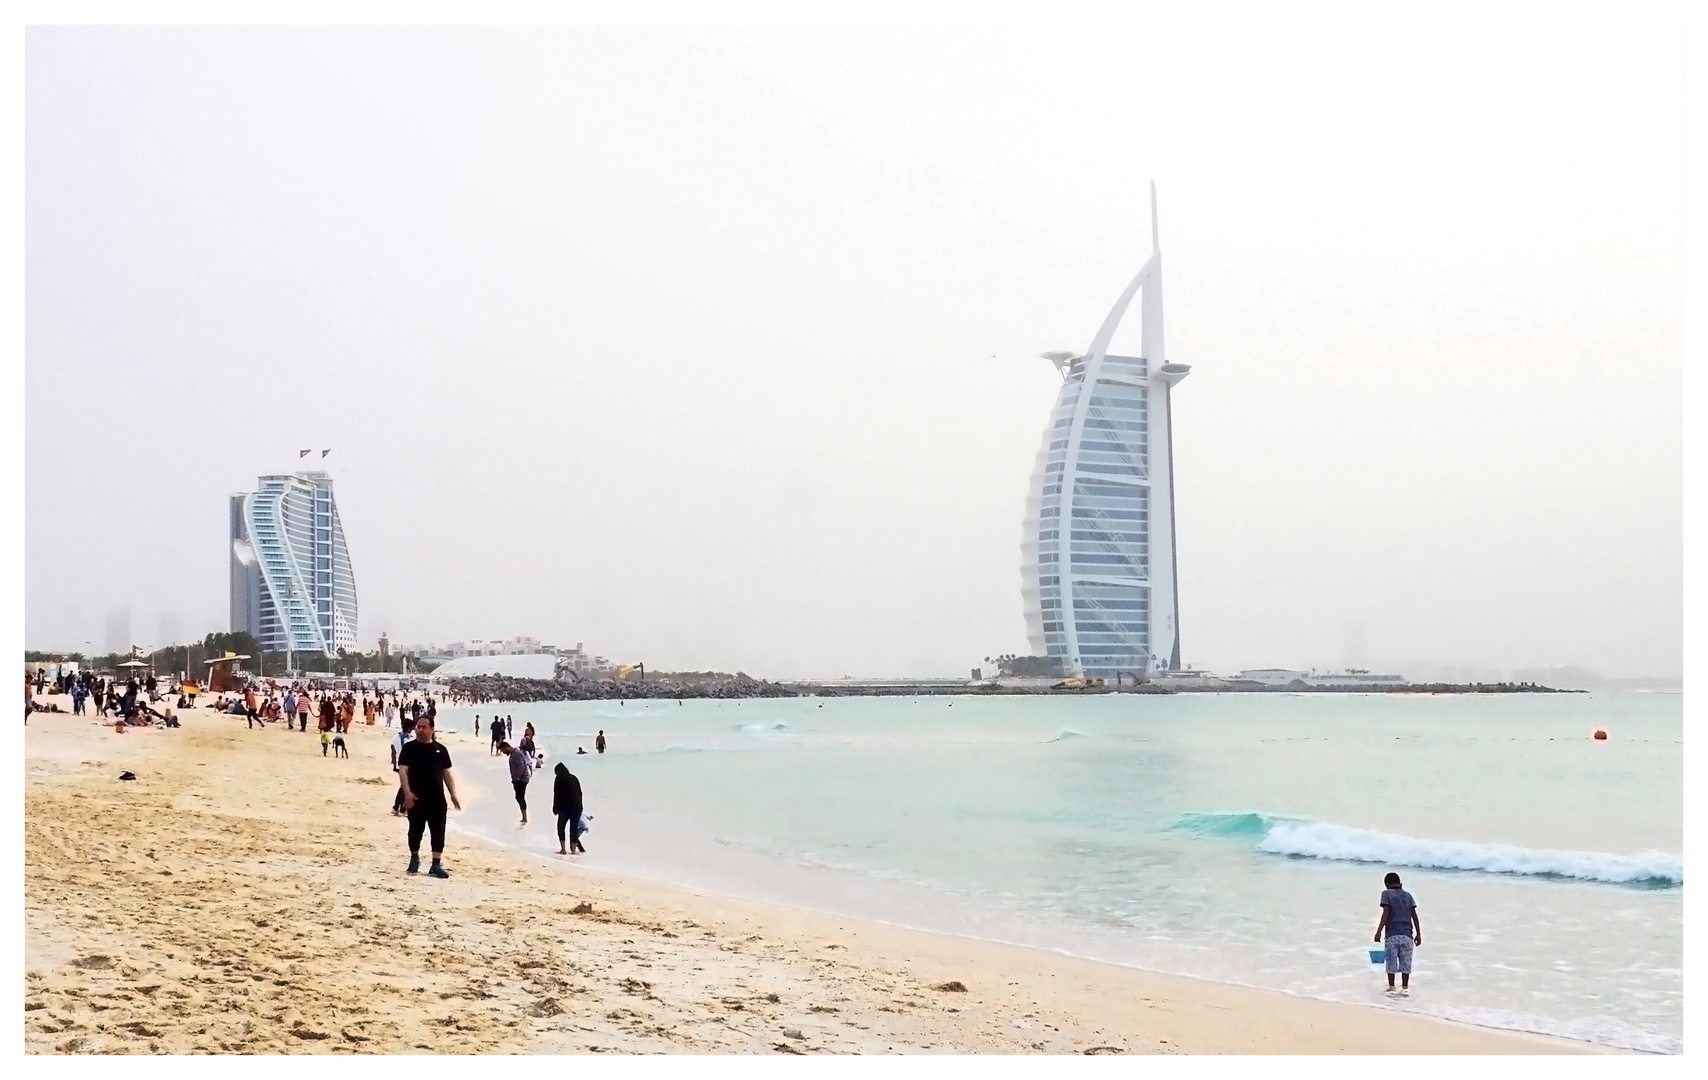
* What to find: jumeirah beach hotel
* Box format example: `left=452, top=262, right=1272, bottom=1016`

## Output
left=1020, top=184, right=1190, bottom=680
left=229, top=471, right=359, bottom=659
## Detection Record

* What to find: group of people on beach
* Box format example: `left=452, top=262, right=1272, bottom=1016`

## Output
left=384, top=704, right=597, bottom=878
left=26, top=669, right=181, bottom=729
left=31, top=666, right=1434, bottom=1006
left=226, top=685, right=439, bottom=734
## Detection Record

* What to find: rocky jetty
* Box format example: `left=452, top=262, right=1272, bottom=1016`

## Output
left=446, top=674, right=797, bottom=703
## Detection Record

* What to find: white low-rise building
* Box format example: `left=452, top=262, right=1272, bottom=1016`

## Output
left=555, top=642, right=614, bottom=678
left=400, top=635, right=559, bottom=658
left=396, top=637, right=615, bottom=679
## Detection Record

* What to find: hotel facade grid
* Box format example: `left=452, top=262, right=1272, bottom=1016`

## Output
left=230, top=471, right=358, bottom=658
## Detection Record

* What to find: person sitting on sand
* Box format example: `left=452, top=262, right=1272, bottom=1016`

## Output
left=1374, top=872, right=1422, bottom=996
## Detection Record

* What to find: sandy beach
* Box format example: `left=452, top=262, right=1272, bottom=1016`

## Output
left=23, top=703, right=1597, bottom=1055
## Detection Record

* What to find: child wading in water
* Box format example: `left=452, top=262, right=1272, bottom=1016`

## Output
left=1374, top=871, right=1422, bottom=996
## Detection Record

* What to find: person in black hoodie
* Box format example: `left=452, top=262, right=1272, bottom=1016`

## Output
left=552, top=762, right=585, bottom=855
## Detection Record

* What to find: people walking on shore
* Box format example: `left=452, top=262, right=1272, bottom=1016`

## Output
left=1375, top=872, right=1423, bottom=996
left=501, top=739, right=533, bottom=826
left=552, top=762, right=585, bottom=855
left=396, top=715, right=459, bottom=878
left=390, top=716, right=416, bottom=815
left=489, top=715, right=505, bottom=756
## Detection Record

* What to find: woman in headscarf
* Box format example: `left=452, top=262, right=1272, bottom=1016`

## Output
left=552, top=762, right=585, bottom=856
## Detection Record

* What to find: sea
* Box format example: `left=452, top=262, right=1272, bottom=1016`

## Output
left=443, top=690, right=1682, bottom=1053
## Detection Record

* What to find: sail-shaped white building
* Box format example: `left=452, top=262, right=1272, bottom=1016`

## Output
left=1020, top=183, right=1190, bottom=680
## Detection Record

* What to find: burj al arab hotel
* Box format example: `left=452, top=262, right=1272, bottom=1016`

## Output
left=1020, top=183, right=1190, bottom=680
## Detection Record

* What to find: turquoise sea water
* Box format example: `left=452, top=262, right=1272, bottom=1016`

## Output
left=447, top=691, right=1682, bottom=1052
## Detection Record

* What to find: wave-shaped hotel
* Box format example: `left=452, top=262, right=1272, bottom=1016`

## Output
left=1021, top=184, right=1190, bottom=680
left=229, top=471, right=358, bottom=659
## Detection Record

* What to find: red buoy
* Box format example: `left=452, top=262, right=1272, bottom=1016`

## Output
left=1593, top=729, right=1608, bottom=740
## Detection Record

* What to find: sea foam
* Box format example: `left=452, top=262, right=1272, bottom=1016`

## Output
left=1176, top=813, right=1681, bottom=887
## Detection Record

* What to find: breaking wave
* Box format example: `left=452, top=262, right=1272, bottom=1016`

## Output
left=1173, top=812, right=1681, bottom=887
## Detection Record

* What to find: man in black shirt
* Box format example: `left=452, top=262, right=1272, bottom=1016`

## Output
left=490, top=715, right=505, bottom=756
left=397, top=715, right=461, bottom=878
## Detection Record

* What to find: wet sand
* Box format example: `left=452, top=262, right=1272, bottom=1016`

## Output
left=23, top=703, right=1596, bottom=1054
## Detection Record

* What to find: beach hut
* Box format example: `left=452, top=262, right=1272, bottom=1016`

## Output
left=205, top=652, right=250, bottom=694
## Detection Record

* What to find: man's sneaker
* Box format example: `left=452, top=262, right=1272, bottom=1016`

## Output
left=406, top=854, right=420, bottom=875
left=1398, top=988, right=1411, bottom=997
left=427, top=863, right=450, bottom=879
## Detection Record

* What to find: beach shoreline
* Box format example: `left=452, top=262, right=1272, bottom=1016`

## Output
left=24, top=704, right=1603, bottom=1055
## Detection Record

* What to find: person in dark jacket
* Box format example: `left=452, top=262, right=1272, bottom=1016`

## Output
left=552, top=762, right=585, bottom=855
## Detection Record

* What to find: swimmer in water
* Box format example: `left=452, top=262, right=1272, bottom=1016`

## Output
left=576, top=746, right=588, bottom=755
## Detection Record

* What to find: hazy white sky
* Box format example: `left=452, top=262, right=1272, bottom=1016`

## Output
left=24, top=16, right=1683, bottom=678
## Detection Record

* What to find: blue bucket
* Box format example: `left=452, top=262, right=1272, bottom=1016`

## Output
left=1368, top=948, right=1387, bottom=965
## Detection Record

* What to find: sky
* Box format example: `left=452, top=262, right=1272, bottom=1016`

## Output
left=24, top=16, right=1683, bottom=679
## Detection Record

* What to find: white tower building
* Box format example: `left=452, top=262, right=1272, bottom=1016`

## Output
left=230, top=471, right=358, bottom=658
left=1020, top=183, right=1190, bottom=679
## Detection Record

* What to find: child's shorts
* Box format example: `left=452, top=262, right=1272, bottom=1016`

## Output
left=1384, top=935, right=1414, bottom=974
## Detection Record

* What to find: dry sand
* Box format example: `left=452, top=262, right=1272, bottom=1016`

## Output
left=23, top=701, right=1596, bottom=1055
